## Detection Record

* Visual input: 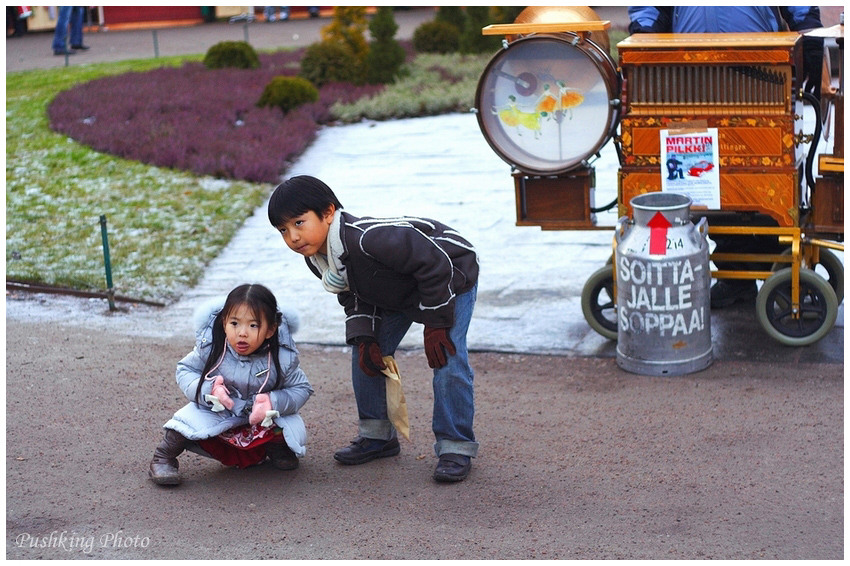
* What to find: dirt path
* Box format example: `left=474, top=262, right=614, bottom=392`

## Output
left=5, top=318, right=842, bottom=559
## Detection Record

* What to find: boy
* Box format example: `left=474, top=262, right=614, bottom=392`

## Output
left=268, top=175, right=479, bottom=482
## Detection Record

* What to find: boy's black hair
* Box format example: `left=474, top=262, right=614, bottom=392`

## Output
left=267, top=175, right=344, bottom=228
left=194, top=283, right=284, bottom=405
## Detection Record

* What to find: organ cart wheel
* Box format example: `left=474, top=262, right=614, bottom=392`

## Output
left=755, top=267, right=838, bottom=346
left=581, top=264, right=618, bottom=340
left=771, top=247, right=844, bottom=305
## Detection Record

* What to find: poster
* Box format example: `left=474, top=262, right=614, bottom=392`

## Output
left=660, top=128, right=720, bottom=209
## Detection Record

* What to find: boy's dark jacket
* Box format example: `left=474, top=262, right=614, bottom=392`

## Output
left=305, top=211, right=479, bottom=343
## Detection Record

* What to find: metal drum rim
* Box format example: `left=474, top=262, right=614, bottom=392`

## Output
left=474, top=32, right=621, bottom=176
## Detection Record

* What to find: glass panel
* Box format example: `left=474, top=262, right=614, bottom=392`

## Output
left=477, top=37, right=616, bottom=174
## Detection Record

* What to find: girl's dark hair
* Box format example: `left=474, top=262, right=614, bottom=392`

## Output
left=194, top=284, right=285, bottom=404
left=267, top=175, right=343, bottom=228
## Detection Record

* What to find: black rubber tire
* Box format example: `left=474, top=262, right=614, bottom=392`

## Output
left=581, top=264, right=618, bottom=341
left=771, top=248, right=843, bottom=306
left=755, top=267, right=838, bottom=346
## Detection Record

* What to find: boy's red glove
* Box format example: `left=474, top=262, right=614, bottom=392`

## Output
left=356, top=337, right=386, bottom=377
left=211, top=376, right=234, bottom=411
left=250, top=393, right=272, bottom=426
left=424, top=327, right=456, bottom=369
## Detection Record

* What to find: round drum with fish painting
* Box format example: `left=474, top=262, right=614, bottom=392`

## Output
left=475, top=33, right=621, bottom=175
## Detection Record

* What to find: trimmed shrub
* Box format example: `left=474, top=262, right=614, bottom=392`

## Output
left=435, top=6, right=465, bottom=31
left=203, top=41, right=260, bottom=69
left=413, top=20, right=460, bottom=54
left=299, top=40, right=362, bottom=86
left=257, top=76, right=319, bottom=114
left=370, top=6, right=399, bottom=38
left=460, top=6, right=502, bottom=54
left=365, top=6, right=406, bottom=84
left=321, top=6, right=369, bottom=66
left=492, top=6, right=526, bottom=24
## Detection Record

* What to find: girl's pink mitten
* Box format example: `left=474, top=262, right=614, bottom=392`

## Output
left=250, top=393, right=272, bottom=426
left=211, top=376, right=235, bottom=411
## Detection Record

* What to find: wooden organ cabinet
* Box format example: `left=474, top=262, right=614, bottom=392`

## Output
left=476, top=11, right=844, bottom=347
left=616, top=32, right=806, bottom=228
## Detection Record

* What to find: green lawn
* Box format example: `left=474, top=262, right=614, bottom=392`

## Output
left=6, top=56, right=269, bottom=302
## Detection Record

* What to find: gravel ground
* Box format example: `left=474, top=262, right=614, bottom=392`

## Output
left=5, top=316, right=842, bottom=560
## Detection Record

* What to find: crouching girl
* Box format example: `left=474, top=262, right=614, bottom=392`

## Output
left=149, top=283, right=313, bottom=486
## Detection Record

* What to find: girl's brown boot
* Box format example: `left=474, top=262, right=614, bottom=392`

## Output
left=149, top=429, right=188, bottom=486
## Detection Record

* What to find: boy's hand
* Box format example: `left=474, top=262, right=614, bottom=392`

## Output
left=424, top=327, right=456, bottom=369
left=356, top=337, right=386, bottom=377
left=211, top=376, right=235, bottom=411
left=250, top=393, right=272, bottom=425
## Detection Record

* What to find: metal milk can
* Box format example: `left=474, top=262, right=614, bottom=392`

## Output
left=615, top=193, right=712, bottom=375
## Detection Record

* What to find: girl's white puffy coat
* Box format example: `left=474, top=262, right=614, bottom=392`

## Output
left=163, top=299, right=313, bottom=457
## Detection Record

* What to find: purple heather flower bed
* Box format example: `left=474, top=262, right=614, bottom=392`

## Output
left=47, top=50, right=386, bottom=183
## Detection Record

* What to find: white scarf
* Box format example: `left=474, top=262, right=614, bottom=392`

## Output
left=309, top=210, right=349, bottom=294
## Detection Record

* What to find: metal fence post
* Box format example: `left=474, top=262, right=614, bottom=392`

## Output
left=99, top=215, right=116, bottom=311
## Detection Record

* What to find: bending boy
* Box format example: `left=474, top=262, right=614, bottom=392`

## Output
left=268, top=175, right=480, bottom=482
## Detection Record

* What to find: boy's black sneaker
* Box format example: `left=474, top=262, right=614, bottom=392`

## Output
left=334, top=436, right=400, bottom=465
left=433, top=453, right=471, bottom=482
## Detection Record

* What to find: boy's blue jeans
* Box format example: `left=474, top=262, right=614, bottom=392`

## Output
left=350, top=285, right=479, bottom=458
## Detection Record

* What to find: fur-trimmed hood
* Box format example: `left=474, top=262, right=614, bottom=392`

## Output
left=191, top=296, right=300, bottom=352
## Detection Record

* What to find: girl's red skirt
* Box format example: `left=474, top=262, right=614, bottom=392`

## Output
left=197, top=424, right=283, bottom=469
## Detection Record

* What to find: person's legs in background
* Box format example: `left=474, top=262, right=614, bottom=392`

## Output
left=69, top=6, right=87, bottom=50
left=51, top=6, right=72, bottom=54
left=7, top=7, right=27, bottom=38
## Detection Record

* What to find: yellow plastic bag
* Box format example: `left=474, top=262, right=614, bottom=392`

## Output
left=381, top=356, right=410, bottom=440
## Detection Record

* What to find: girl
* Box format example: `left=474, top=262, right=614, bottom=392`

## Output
left=149, top=283, right=313, bottom=486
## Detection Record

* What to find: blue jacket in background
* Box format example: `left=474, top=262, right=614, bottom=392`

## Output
left=627, top=6, right=822, bottom=34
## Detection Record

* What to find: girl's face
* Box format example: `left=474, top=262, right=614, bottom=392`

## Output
left=276, top=205, right=335, bottom=257
left=224, top=303, right=276, bottom=356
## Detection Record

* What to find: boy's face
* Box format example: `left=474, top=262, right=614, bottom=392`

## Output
left=276, top=206, right=334, bottom=257
left=224, top=303, right=276, bottom=356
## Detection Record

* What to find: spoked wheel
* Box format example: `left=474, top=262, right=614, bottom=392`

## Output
left=756, top=267, right=838, bottom=346
left=771, top=247, right=844, bottom=305
left=581, top=264, right=618, bottom=340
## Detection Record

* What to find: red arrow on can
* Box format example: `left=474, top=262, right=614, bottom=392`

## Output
left=648, top=211, right=671, bottom=255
